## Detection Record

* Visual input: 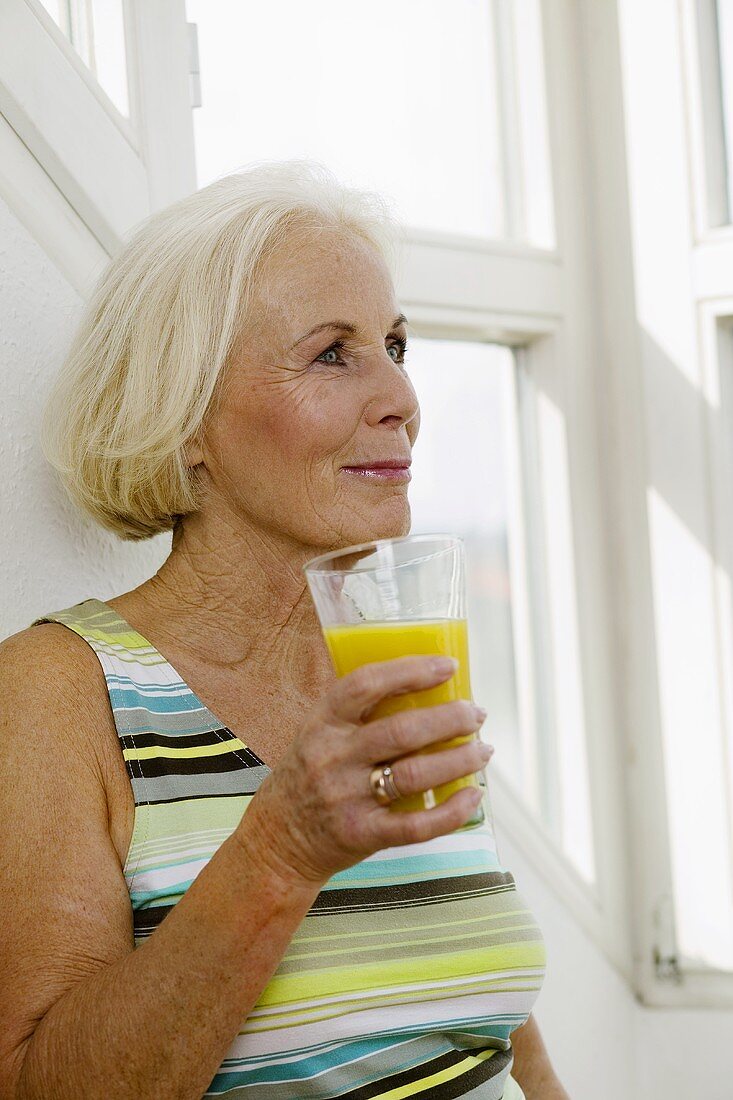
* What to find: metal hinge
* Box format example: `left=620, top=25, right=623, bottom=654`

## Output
left=187, top=22, right=201, bottom=109
left=652, top=894, right=683, bottom=983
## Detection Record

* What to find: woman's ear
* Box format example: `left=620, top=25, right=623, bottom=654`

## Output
left=183, top=438, right=204, bottom=468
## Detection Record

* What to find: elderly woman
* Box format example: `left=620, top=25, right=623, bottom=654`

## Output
left=0, top=161, right=568, bottom=1099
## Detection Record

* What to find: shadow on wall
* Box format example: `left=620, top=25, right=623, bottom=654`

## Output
left=0, top=192, right=171, bottom=639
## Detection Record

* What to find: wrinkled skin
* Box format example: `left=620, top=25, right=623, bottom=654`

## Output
left=113, top=225, right=490, bottom=887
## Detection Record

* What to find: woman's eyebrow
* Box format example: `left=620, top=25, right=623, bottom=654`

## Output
left=291, top=314, right=409, bottom=348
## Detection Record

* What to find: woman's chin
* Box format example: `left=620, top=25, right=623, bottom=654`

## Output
left=349, top=509, right=411, bottom=547
left=305, top=500, right=411, bottom=553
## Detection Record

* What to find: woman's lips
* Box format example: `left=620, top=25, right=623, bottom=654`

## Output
left=341, top=466, right=411, bottom=482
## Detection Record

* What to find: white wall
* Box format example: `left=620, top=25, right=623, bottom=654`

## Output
left=4, top=3, right=733, bottom=1096
left=495, top=823, right=638, bottom=1098
left=0, top=192, right=169, bottom=641
left=496, top=823, right=733, bottom=1100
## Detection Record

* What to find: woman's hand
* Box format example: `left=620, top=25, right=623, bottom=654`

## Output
left=238, top=654, right=492, bottom=888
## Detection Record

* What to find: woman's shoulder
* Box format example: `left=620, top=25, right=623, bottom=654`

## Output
left=0, top=619, right=112, bottom=711
left=0, top=621, right=133, bottom=863
left=0, top=624, right=119, bottom=787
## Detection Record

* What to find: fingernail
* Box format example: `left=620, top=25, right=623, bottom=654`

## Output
left=480, top=743, right=495, bottom=759
left=433, top=656, right=459, bottom=674
left=473, top=704, right=488, bottom=721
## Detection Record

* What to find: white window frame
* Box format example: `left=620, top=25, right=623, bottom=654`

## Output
left=577, top=0, right=733, bottom=1007
left=403, top=0, right=733, bottom=1011
left=0, top=0, right=195, bottom=256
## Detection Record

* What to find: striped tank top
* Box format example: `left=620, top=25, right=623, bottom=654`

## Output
left=31, top=597, right=547, bottom=1098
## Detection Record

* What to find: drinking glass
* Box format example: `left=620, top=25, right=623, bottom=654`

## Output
left=303, top=533, right=485, bottom=827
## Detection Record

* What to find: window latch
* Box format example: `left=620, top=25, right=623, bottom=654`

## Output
left=187, top=23, right=201, bottom=110
left=653, top=894, right=683, bottom=984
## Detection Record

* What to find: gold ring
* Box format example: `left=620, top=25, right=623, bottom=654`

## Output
left=369, top=764, right=402, bottom=806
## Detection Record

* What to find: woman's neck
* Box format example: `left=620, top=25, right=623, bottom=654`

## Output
left=110, top=509, right=336, bottom=693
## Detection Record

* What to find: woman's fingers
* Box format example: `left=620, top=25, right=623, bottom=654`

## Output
left=325, top=654, right=458, bottom=725
left=373, top=787, right=484, bottom=848
left=358, top=698, right=486, bottom=763
left=385, top=739, right=494, bottom=799
left=246, top=654, right=494, bottom=887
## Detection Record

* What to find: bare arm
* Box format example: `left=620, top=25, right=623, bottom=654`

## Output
left=0, top=626, right=320, bottom=1100
left=511, top=1013, right=571, bottom=1099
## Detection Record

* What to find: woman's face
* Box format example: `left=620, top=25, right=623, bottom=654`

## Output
left=191, top=228, right=420, bottom=552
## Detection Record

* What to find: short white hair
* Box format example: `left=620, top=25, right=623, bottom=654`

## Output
left=40, top=158, right=401, bottom=541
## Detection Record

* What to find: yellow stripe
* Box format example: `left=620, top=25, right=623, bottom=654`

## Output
left=256, top=941, right=547, bottom=1007
left=123, top=738, right=247, bottom=761
left=372, top=1047, right=498, bottom=1098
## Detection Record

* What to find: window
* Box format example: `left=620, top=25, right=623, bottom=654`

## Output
left=718, top=2, right=733, bottom=221
left=616, top=0, right=733, bottom=1004
left=679, top=305, right=733, bottom=976
left=0, top=0, right=196, bottom=253
left=690, top=0, right=733, bottom=228
left=185, top=0, right=555, bottom=248
left=407, top=336, right=595, bottom=885
left=408, top=341, right=526, bottom=788
left=35, top=0, right=130, bottom=116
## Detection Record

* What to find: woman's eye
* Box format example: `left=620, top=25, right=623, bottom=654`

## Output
left=388, top=339, right=408, bottom=365
left=315, top=341, right=347, bottom=366
left=315, top=338, right=408, bottom=368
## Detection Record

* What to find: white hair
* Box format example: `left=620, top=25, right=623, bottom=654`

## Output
left=40, top=158, right=402, bottom=541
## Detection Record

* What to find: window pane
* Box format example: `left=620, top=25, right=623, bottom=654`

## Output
left=717, top=0, right=733, bottom=220
left=36, top=0, right=129, bottom=117
left=406, top=338, right=525, bottom=792
left=532, top=384, right=595, bottom=883
left=648, top=488, right=733, bottom=972
left=407, top=337, right=594, bottom=882
left=512, top=0, right=555, bottom=248
left=659, top=314, right=733, bottom=973
left=695, top=0, right=733, bottom=225
left=186, top=0, right=555, bottom=247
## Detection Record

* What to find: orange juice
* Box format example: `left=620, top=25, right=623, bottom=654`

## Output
left=323, top=618, right=483, bottom=816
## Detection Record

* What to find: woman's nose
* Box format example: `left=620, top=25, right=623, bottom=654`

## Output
left=365, top=353, right=419, bottom=430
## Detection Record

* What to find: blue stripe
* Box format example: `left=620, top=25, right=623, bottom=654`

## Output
left=107, top=684, right=210, bottom=715
left=208, top=1024, right=506, bottom=1091
left=214, top=1034, right=435, bottom=1087
left=325, top=849, right=503, bottom=887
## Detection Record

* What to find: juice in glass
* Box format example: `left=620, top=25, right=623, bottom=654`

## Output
left=323, top=617, right=482, bottom=815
